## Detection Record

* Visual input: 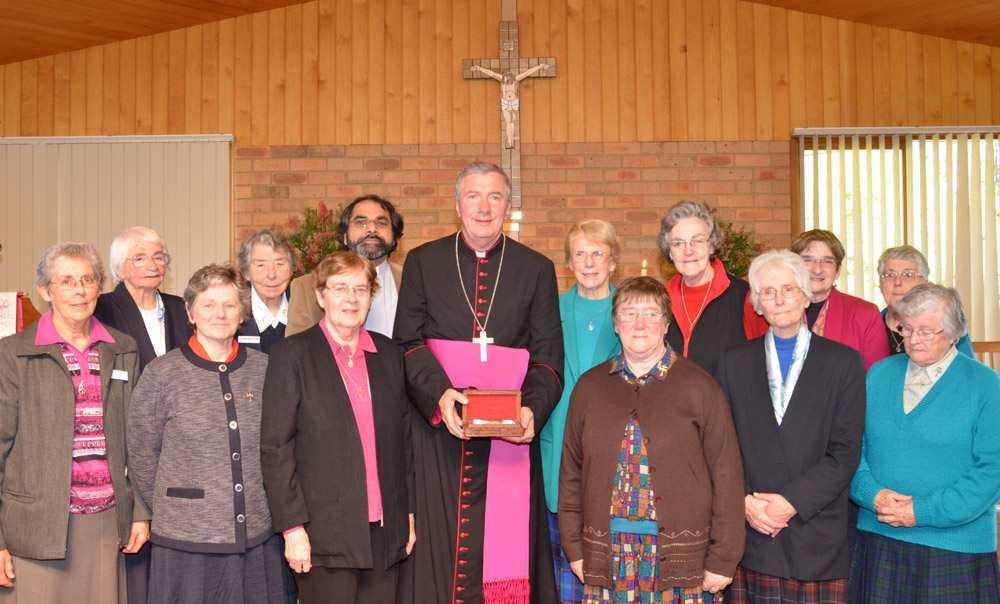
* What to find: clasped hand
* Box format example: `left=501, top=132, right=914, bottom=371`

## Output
left=745, top=493, right=796, bottom=537
left=874, top=488, right=916, bottom=528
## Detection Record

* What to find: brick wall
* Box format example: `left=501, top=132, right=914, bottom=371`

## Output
left=235, top=141, right=791, bottom=292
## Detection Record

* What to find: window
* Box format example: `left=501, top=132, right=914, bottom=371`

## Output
left=794, top=128, right=1000, bottom=341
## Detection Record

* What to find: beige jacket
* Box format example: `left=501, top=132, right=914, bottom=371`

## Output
left=285, top=259, right=402, bottom=336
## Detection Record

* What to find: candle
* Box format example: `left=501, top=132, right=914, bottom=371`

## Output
left=641, top=258, right=647, bottom=277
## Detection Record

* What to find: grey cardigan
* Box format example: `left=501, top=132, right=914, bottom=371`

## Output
left=128, top=345, right=274, bottom=554
left=0, top=321, right=150, bottom=560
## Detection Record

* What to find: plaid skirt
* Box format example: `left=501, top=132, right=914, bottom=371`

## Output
left=848, top=530, right=1000, bottom=603
left=728, top=566, right=846, bottom=604
left=550, top=511, right=586, bottom=604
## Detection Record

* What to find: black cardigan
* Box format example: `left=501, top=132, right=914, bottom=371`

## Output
left=666, top=273, right=751, bottom=376
left=260, top=324, right=415, bottom=570
left=94, top=281, right=190, bottom=373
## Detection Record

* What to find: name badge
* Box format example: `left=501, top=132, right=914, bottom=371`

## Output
left=111, top=370, right=129, bottom=381
left=237, top=335, right=261, bottom=344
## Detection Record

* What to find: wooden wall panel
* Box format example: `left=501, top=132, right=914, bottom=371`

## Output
left=300, top=2, right=319, bottom=144
left=3, top=0, right=1000, bottom=143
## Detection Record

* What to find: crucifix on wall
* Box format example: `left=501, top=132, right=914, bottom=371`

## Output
left=463, top=16, right=556, bottom=208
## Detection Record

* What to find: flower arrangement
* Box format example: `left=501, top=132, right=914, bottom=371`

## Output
left=713, top=212, right=764, bottom=278
left=281, top=202, right=342, bottom=277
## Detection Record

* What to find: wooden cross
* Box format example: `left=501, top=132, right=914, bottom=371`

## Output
left=463, top=16, right=556, bottom=208
left=474, top=330, right=494, bottom=362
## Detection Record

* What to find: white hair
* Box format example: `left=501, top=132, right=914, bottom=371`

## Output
left=747, top=249, right=811, bottom=314
left=895, top=283, right=968, bottom=340
left=108, top=226, right=169, bottom=285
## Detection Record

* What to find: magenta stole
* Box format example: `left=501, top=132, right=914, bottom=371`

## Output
left=426, top=338, right=532, bottom=603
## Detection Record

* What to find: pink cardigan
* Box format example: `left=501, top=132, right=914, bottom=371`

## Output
left=814, top=288, right=890, bottom=371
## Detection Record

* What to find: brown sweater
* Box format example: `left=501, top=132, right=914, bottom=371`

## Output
left=558, top=355, right=745, bottom=589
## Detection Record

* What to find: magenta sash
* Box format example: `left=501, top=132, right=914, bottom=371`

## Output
left=426, top=339, right=532, bottom=603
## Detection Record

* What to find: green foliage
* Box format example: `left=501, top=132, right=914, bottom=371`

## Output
left=279, top=202, right=342, bottom=277
left=713, top=212, right=764, bottom=278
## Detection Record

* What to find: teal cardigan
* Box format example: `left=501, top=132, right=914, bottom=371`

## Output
left=851, top=352, right=1000, bottom=554
left=540, top=285, right=621, bottom=514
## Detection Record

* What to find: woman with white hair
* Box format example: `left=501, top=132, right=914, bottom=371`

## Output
left=876, top=245, right=974, bottom=357
left=849, top=283, right=1000, bottom=602
left=95, top=227, right=189, bottom=373
left=94, top=227, right=187, bottom=604
left=716, top=249, right=866, bottom=604
left=236, top=229, right=294, bottom=354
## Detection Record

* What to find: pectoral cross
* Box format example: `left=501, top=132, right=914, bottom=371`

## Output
left=474, top=330, right=494, bottom=362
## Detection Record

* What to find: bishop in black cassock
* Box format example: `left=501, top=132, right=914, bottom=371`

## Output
left=394, top=162, right=563, bottom=604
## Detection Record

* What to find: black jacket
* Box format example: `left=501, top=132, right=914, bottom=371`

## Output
left=715, top=334, right=866, bottom=581
left=260, top=324, right=414, bottom=570
left=94, top=281, right=190, bottom=373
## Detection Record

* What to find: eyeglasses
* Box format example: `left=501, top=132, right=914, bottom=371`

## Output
left=616, top=310, right=665, bottom=324
left=759, top=285, right=802, bottom=301
left=130, top=253, right=170, bottom=268
left=350, top=217, right=391, bottom=229
left=50, top=275, right=99, bottom=291
left=325, top=284, right=372, bottom=298
left=800, top=255, right=838, bottom=269
left=570, top=250, right=609, bottom=264
left=669, top=237, right=709, bottom=251
left=879, top=270, right=924, bottom=282
left=899, top=325, right=945, bottom=341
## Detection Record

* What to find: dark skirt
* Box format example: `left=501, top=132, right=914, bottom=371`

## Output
left=729, top=566, right=846, bottom=604
left=148, top=535, right=287, bottom=604
left=848, top=530, right=1000, bottom=603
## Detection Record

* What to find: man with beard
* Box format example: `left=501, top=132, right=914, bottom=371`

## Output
left=394, top=161, right=562, bottom=604
left=286, top=195, right=404, bottom=336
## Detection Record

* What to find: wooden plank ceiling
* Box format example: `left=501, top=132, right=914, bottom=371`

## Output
left=0, top=0, right=998, bottom=67
left=0, top=0, right=313, bottom=65
left=750, top=0, right=1000, bottom=48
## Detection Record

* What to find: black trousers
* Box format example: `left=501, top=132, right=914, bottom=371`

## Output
left=295, top=523, right=399, bottom=604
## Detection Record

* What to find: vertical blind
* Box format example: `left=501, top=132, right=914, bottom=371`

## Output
left=0, top=136, right=233, bottom=312
left=796, top=128, right=1000, bottom=341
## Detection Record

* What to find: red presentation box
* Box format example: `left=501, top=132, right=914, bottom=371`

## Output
left=462, top=389, right=524, bottom=438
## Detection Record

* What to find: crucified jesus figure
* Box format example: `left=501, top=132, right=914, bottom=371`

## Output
left=471, top=63, right=550, bottom=149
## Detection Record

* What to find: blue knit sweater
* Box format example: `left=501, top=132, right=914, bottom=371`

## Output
left=851, top=352, right=1000, bottom=554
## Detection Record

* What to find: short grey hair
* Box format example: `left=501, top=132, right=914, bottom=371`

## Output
left=109, top=226, right=169, bottom=285
left=657, top=200, right=724, bottom=261
left=36, top=242, right=106, bottom=289
left=876, top=245, right=930, bottom=280
left=747, top=249, right=811, bottom=314
left=894, top=283, right=968, bottom=341
left=454, top=161, right=512, bottom=204
left=183, top=263, right=252, bottom=329
left=237, top=229, right=295, bottom=278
